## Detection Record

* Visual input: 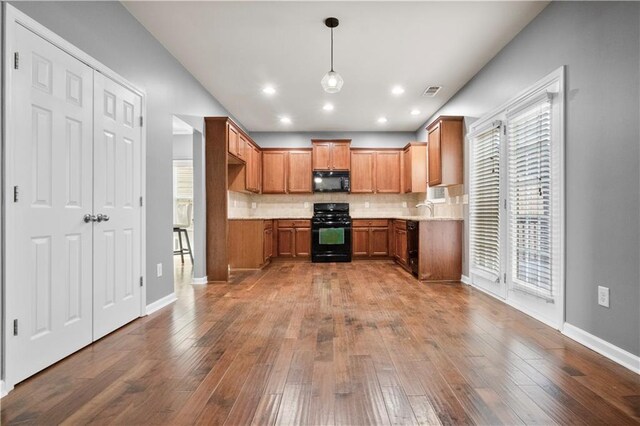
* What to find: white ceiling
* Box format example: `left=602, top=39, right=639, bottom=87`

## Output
left=123, top=1, right=548, bottom=132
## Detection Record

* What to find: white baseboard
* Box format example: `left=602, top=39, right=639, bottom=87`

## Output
left=461, top=274, right=471, bottom=285
left=192, top=276, right=208, bottom=285
left=145, top=292, right=177, bottom=315
left=1, top=380, right=9, bottom=398
left=562, top=322, right=640, bottom=374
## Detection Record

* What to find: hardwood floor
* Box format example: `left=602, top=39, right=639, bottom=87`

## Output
left=2, top=260, right=639, bottom=425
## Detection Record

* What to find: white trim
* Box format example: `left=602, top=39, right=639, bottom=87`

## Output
left=145, top=293, right=177, bottom=316
left=460, top=275, right=471, bottom=285
left=192, top=276, right=208, bottom=285
left=0, top=381, right=10, bottom=398
left=563, top=323, right=640, bottom=375
left=3, top=4, right=148, bottom=389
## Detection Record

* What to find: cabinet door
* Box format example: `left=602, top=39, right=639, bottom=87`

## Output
left=331, top=142, right=351, bottom=170
left=294, top=227, right=311, bottom=257
left=428, top=124, right=442, bottom=186
left=288, top=151, right=312, bottom=193
left=375, top=151, right=401, bottom=193
left=313, top=143, right=332, bottom=170
left=277, top=227, right=295, bottom=257
left=395, top=229, right=407, bottom=264
left=403, top=148, right=411, bottom=193
left=237, top=134, right=249, bottom=161
left=263, top=228, right=272, bottom=263
left=262, top=151, right=287, bottom=193
left=371, top=227, right=389, bottom=256
left=352, top=228, right=370, bottom=256
left=228, top=123, right=239, bottom=157
left=252, top=145, right=262, bottom=193
left=350, top=151, right=375, bottom=193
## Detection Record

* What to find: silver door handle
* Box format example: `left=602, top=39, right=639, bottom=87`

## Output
left=96, top=214, right=110, bottom=222
left=84, top=214, right=96, bottom=223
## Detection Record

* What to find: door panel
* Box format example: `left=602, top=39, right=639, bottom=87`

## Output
left=352, top=228, right=370, bottom=256
left=262, top=151, right=287, bottom=193
left=287, top=151, right=312, bottom=193
left=350, top=151, right=375, bottom=193
left=331, top=142, right=351, bottom=170
left=375, top=151, right=401, bottom=193
left=428, top=125, right=442, bottom=186
left=370, top=228, right=389, bottom=256
left=312, top=143, right=331, bottom=170
left=8, top=25, right=94, bottom=385
left=93, top=73, right=142, bottom=340
left=277, top=228, right=295, bottom=257
left=294, top=227, right=311, bottom=257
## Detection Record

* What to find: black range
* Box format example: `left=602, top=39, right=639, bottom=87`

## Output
left=311, top=203, right=352, bottom=263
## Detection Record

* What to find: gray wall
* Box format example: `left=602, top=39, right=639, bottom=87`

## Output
left=251, top=131, right=418, bottom=149
left=416, top=2, right=640, bottom=356
left=10, top=2, right=243, bottom=304
left=172, top=134, right=193, bottom=160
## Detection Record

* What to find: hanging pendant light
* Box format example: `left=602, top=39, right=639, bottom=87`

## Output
left=321, top=17, right=344, bottom=93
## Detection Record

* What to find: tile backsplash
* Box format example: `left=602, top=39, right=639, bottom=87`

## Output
left=228, top=186, right=465, bottom=219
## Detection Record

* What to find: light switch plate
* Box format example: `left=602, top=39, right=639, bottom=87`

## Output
left=365, top=201, right=370, bottom=208
left=251, top=202, right=257, bottom=209
left=156, top=263, right=163, bottom=277
left=402, top=202, right=408, bottom=208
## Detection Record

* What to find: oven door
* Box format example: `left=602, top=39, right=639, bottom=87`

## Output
left=312, top=223, right=352, bottom=262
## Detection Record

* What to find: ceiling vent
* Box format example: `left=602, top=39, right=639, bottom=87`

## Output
left=422, top=86, right=441, bottom=97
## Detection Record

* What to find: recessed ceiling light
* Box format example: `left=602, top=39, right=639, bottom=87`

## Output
left=323, top=103, right=334, bottom=111
left=262, top=85, right=276, bottom=95
left=410, top=109, right=421, bottom=116
left=377, top=117, right=388, bottom=124
left=391, top=86, right=405, bottom=95
left=280, top=116, right=292, bottom=124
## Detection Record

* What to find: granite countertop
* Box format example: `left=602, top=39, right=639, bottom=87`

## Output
left=229, top=215, right=462, bottom=221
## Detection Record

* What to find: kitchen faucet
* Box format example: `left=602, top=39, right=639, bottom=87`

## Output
left=416, top=200, right=435, bottom=217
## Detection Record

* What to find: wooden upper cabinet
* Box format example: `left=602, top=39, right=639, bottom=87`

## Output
left=350, top=151, right=375, bottom=193
left=227, top=123, right=240, bottom=159
left=262, top=149, right=312, bottom=194
left=245, top=143, right=261, bottom=193
left=375, top=151, right=401, bottom=193
left=287, top=151, right=312, bottom=193
left=312, top=140, right=351, bottom=170
left=262, top=151, right=287, bottom=193
left=312, top=142, right=332, bottom=170
left=237, top=134, right=249, bottom=161
left=427, top=116, right=463, bottom=187
left=403, top=143, right=428, bottom=193
left=331, top=142, right=351, bottom=170
left=350, top=149, right=402, bottom=194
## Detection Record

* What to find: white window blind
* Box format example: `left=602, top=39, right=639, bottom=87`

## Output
left=507, top=98, right=553, bottom=298
left=174, top=164, right=193, bottom=199
left=470, top=124, right=502, bottom=280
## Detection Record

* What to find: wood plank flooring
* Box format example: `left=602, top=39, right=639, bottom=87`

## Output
left=2, top=260, right=639, bottom=425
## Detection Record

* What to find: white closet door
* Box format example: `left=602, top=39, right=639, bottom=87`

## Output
left=7, top=24, right=94, bottom=384
left=92, top=73, right=143, bottom=339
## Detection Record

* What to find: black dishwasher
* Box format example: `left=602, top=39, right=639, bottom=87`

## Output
left=407, top=221, right=419, bottom=277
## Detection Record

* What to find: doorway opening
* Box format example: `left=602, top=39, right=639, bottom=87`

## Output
left=172, top=116, right=195, bottom=289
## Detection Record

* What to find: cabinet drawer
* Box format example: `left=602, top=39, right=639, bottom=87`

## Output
left=394, top=220, right=407, bottom=230
left=277, top=219, right=310, bottom=228
left=353, top=219, right=389, bottom=228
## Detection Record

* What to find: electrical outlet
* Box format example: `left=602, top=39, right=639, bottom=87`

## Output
left=598, top=286, right=610, bottom=308
left=304, top=202, right=309, bottom=208
left=251, top=202, right=257, bottom=209
left=365, top=201, right=370, bottom=208
left=156, top=263, right=163, bottom=277
left=402, top=201, right=408, bottom=208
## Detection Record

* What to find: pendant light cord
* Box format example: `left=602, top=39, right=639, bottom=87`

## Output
left=330, top=27, right=334, bottom=72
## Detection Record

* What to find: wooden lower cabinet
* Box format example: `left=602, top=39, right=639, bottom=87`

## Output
left=352, top=219, right=389, bottom=257
left=275, top=220, right=311, bottom=258
left=419, top=220, right=462, bottom=281
left=229, top=220, right=273, bottom=269
left=394, top=220, right=408, bottom=268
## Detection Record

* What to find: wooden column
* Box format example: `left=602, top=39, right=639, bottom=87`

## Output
left=205, top=117, right=230, bottom=281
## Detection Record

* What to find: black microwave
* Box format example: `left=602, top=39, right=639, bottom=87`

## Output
left=312, top=171, right=350, bottom=193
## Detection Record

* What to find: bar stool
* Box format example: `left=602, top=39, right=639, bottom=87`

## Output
left=173, top=202, right=193, bottom=264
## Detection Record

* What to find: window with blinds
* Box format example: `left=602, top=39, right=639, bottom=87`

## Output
left=174, top=164, right=193, bottom=199
left=470, top=124, right=502, bottom=280
left=507, top=98, right=553, bottom=298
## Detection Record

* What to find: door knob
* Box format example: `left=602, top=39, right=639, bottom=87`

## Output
left=96, top=213, right=110, bottom=222
left=84, top=214, right=96, bottom=223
